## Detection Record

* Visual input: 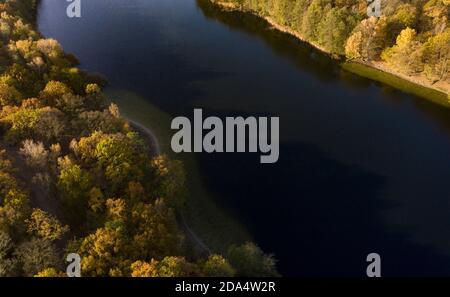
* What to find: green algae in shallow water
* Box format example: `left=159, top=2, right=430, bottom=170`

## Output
left=342, top=62, right=450, bottom=108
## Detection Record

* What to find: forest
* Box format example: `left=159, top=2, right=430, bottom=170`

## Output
left=0, top=0, right=279, bottom=277
left=213, top=0, right=450, bottom=94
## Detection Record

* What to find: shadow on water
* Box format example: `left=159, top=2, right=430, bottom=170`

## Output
left=196, top=0, right=340, bottom=83
left=198, top=135, right=450, bottom=276
left=340, top=70, right=450, bottom=138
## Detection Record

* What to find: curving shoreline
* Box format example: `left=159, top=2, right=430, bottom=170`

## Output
left=105, top=88, right=252, bottom=254
left=211, top=0, right=450, bottom=105
left=128, top=118, right=213, bottom=254
left=128, top=119, right=162, bottom=156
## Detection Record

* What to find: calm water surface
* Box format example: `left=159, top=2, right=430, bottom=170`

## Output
left=38, top=0, right=450, bottom=276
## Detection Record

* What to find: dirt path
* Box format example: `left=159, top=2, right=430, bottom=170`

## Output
left=128, top=119, right=161, bottom=155
left=128, top=118, right=212, bottom=256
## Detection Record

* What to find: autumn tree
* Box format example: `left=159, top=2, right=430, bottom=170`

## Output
left=317, top=7, right=359, bottom=55
left=345, top=16, right=388, bottom=60
left=26, top=208, right=69, bottom=241
left=128, top=199, right=183, bottom=260
left=0, top=83, right=21, bottom=106
left=1, top=106, right=65, bottom=143
left=57, top=157, right=91, bottom=227
left=156, top=256, right=199, bottom=277
left=14, top=237, right=60, bottom=276
left=77, top=226, right=129, bottom=276
left=227, top=242, right=279, bottom=277
left=94, top=132, right=148, bottom=190
left=302, top=0, right=331, bottom=41
left=423, top=28, right=450, bottom=82
left=201, top=254, right=235, bottom=277
left=130, top=259, right=159, bottom=277
left=19, top=139, right=48, bottom=169
left=34, top=267, right=66, bottom=277
left=38, top=80, right=72, bottom=107
left=151, top=155, right=187, bottom=209
left=382, top=27, right=424, bottom=74
left=0, top=231, right=17, bottom=276
left=131, top=257, right=199, bottom=277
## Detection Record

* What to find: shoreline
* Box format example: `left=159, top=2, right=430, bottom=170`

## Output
left=105, top=89, right=252, bottom=253
left=36, top=1, right=251, bottom=256
left=211, top=1, right=449, bottom=104
left=128, top=118, right=161, bottom=156
left=35, top=0, right=252, bottom=271
left=356, top=60, right=449, bottom=93
left=342, top=61, right=450, bottom=107
left=128, top=117, right=212, bottom=255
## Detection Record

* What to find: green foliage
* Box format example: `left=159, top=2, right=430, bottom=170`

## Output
left=128, top=199, right=183, bottom=260
left=0, top=0, right=280, bottom=277
left=34, top=267, right=66, bottom=277
left=394, top=3, right=418, bottom=28
left=26, top=208, right=69, bottom=241
left=318, top=7, right=359, bottom=54
left=423, top=28, right=450, bottom=82
left=228, top=242, right=279, bottom=277
left=130, top=257, right=199, bottom=277
left=201, top=254, right=236, bottom=277
left=0, top=83, right=21, bottom=105
left=39, top=80, right=72, bottom=106
left=156, top=256, right=199, bottom=277
left=57, top=158, right=91, bottom=226
left=77, top=226, right=129, bottom=276
left=382, top=27, right=424, bottom=74
left=150, top=155, right=187, bottom=209
left=1, top=106, right=66, bottom=144
left=302, top=0, right=332, bottom=41
left=94, top=133, right=141, bottom=186
left=345, top=16, right=388, bottom=60
left=218, top=0, right=449, bottom=85
left=342, top=61, right=449, bottom=106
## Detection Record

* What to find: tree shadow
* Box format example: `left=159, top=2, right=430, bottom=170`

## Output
left=196, top=136, right=450, bottom=276
left=196, top=0, right=341, bottom=82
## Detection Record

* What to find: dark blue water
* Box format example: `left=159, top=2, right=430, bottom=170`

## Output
left=38, top=0, right=450, bottom=276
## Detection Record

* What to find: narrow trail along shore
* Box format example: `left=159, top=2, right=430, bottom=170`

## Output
left=128, top=118, right=212, bottom=256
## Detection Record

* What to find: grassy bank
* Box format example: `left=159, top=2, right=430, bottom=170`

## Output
left=343, top=61, right=450, bottom=107
left=105, top=88, right=252, bottom=253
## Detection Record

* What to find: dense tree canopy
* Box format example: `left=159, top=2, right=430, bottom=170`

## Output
left=217, top=0, right=450, bottom=84
left=0, top=0, right=278, bottom=277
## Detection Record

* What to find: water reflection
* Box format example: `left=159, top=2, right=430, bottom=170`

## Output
left=197, top=0, right=450, bottom=137
left=197, top=0, right=340, bottom=82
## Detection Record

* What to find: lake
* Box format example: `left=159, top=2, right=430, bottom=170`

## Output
left=38, top=0, right=450, bottom=276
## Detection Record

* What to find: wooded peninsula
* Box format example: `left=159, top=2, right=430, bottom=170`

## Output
left=0, top=0, right=278, bottom=277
